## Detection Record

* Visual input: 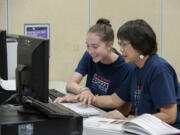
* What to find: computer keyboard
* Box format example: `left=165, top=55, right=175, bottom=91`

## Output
left=49, top=89, right=65, bottom=101
left=25, top=96, right=80, bottom=118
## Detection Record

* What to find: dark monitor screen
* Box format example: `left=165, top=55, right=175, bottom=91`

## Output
left=16, top=35, right=49, bottom=103
left=0, top=30, right=8, bottom=80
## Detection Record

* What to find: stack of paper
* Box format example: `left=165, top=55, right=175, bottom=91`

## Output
left=83, top=116, right=125, bottom=135
left=0, top=79, right=16, bottom=90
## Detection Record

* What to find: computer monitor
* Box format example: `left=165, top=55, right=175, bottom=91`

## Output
left=0, top=30, right=8, bottom=80
left=0, top=30, right=18, bottom=82
left=16, top=35, right=49, bottom=104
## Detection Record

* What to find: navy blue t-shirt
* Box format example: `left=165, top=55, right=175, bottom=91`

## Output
left=116, top=54, right=180, bottom=128
left=75, top=49, right=134, bottom=96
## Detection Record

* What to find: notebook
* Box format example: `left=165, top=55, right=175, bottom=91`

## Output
left=0, top=79, right=16, bottom=90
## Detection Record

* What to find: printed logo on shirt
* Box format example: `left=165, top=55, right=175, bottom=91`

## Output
left=91, top=73, right=110, bottom=95
left=134, top=85, right=143, bottom=115
left=135, top=85, right=142, bottom=102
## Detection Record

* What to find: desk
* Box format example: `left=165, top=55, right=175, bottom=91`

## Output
left=0, top=80, right=107, bottom=135
left=0, top=80, right=68, bottom=104
left=49, top=81, right=110, bottom=135
left=0, top=81, right=83, bottom=135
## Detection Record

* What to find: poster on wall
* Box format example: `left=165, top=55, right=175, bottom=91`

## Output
left=24, top=23, right=50, bottom=39
left=24, top=23, right=50, bottom=57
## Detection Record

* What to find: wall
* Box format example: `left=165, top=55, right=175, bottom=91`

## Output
left=91, top=0, right=160, bottom=53
left=7, top=0, right=88, bottom=82
left=0, top=0, right=180, bottom=81
left=0, top=0, right=6, bottom=29
left=163, top=0, right=180, bottom=76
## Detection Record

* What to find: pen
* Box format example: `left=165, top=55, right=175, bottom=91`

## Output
left=83, top=114, right=89, bottom=118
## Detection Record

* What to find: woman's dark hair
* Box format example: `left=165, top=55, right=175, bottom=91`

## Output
left=117, top=19, right=157, bottom=56
left=88, top=18, right=114, bottom=43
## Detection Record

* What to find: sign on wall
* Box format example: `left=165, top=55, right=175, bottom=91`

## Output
left=24, top=23, right=50, bottom=57
left=24, top=23, right=50, bottom=39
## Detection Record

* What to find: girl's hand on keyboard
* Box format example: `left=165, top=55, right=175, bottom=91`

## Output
left=75, top=90, right=95, bottom=107
left=54, top=95, right=78, bottom=103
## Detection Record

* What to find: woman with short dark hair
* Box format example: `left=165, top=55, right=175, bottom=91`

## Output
left=111, top=19, right=180, bottom=128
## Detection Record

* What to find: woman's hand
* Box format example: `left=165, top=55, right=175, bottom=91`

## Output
left=54, top=95, right=78, bottom=103
left=75, top=89, right=96, bottom=107
left=103, top=109, right=127, bottom=120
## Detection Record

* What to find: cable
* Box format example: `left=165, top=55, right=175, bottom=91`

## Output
left=0, top=93, right=18, bottom=105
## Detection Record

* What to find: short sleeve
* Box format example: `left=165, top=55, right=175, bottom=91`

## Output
left=150, top=71, right=177, bottom=109
left=75, top=51, right=90, bottom=76
left=115, top=73, right=132, bottom=102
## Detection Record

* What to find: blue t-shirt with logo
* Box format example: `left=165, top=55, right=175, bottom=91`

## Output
left=116, top=54, right=180, bottom=128
left=75, top=49, right=134, bottom=96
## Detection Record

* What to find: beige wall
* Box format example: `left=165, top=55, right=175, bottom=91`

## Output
left=91, top=0, right=160, bottom=54
left=8, top=0, right=88, bottom=82
left=0, top=0, right=6, bottom=29
left=163, top=0, right=180, bottom=77
left=1, top=0, right=180, bottom=81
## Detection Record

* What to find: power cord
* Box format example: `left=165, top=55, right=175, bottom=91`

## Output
left=0, top=93, right=18, bottom=105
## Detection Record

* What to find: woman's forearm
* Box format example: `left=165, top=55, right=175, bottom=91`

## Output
left=153, top=103, right=177, bottom=124
left=66, top=82, right=82, bottom=95
left=93, top=93, right=125, bottom=109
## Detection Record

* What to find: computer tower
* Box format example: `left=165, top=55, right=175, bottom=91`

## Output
left=0, top=106, right=83, bottom=135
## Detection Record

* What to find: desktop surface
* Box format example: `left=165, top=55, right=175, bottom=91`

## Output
left=0, top=105, right=83, bottom=135
left=0, top=105, right=45, bottom=124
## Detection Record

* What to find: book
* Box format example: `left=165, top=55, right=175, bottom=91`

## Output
left=60, top=102, right=106, bottom=117
left=83, top=113, right=180, bottom=135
